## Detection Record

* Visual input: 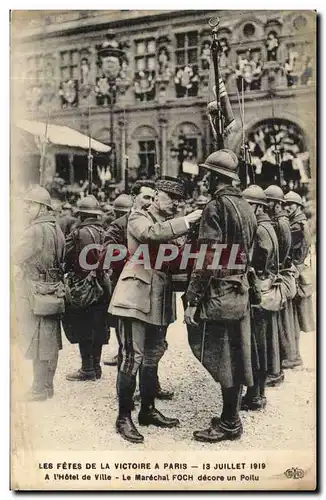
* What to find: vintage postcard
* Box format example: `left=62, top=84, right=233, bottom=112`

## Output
left=10, top=9, right=316, bottom=491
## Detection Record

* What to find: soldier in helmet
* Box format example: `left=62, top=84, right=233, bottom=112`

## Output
left=109, top=178, right=202, bottom=443
left=185, top=150, right=257, bottom=443
left=62, top=195, right=109, bottom=381
left=264, top=185, right=296, bottom=379
left=284, top=191, right=315, bottom=358
left=58, top=202, right=78, bottom=237
left=14, top=186, right=65, bottom=401
left=241, top=185, right=279, bottom=410
left=113, top=193, right=133, bottom=219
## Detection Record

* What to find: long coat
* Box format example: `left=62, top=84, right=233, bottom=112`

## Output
left=14, top=214, right=65, bottom=361
left=62, top=218, right=109, bottom=345
left=251, top=212, right=280, bottom=376
left=109, top=205, right=189, bottom=326
left=186, top=186, right=257, bottom=388
left=272, top=210, right=292, bottom=269
left=289, top=209, right=315, bottom=333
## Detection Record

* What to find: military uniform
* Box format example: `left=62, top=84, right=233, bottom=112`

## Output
left=285, top=192, right=315, bottom=362
left=109, top=178, right=194, bottom=444
left=62, top=196, right=109, bottom=381
left=265, top=186, right=296, bottom=376
left=15, top=186, right=65, bottom=401
left=185, top=150, right=257, bottom=443
left=241, top=185, right=279, bottom=410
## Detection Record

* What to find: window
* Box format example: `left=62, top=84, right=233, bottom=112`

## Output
left=60, top=49, right=80, bottom=81
left=138, top=140, right=157, bottom=178
left=26, top=55, right=44, bottom=82
left=175, top=31, right=199, bottom=68
left=135, top=38, right=156, bottom=72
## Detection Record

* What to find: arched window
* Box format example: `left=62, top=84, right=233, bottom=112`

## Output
left=246, top=118, right=309, bottom=189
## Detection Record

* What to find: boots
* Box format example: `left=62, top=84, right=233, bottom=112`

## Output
left=66, top=341, right=96, bottom=381
left=116, top=371, right=144, bottom=444
left=93, top=344, right=103, bottom=380
left=45, top=354, right=58, bottom=398
left=138, top=366, right=179, bottom=428
left=27, top=359, right=48, bottom=401
left=156, top=375, right=174, bottom=400
left=194, top=386, right=243, bottom=443
left=265, top=370, right=285, bottom=387
left=241, top=377, right=267, bottom=411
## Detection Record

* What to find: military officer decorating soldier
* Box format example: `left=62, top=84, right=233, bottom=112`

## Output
left=14, top=162, right=315, bottom=446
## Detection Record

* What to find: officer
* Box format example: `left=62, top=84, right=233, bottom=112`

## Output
left=284, top=191, right=315, bottom=359
left=185, top=150, right=257, bottom=443
left=15, top=186, right=65, bottom=401
left=264, top=185, right=295, bottom=379
left=109, top=178, right=202, bottom=443
left=63, top=196, right=109, bottom=381
left=242, top=185, right=279, bottom=410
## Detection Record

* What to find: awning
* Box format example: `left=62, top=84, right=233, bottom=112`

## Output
left=16, top=119, right=111, bottom=153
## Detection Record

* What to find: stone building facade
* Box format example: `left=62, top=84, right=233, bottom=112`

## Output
left=11, top=10, right=316, bottom=191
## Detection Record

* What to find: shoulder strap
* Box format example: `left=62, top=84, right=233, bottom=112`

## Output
left=223, top=195, right=251, bottom=271
left=147, top=211, right=158, bottom=224
left=259, top=221, right=280, bottom=274
left=48, top=223, right=63, bottom=268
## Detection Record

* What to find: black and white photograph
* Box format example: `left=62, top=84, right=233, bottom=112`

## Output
left=10, top=9, right=317, bottom=491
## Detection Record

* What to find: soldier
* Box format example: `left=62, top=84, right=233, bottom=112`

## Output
left=63, top=196, right=109, bottom=381
left=102, top=181, right=157, bottom=371
left=112, top=193, right=133, bottom=219
left=284, top=191, right=315, bottom=361
left=102, top=203, right=115, bottom=231
left=185, top=150, right=257, bottom=443
left=241, top=185, right=279, bottom=410
left=58, top=202, right=78, bottom=237
left=264, top=185, right=296, bottom=379
left=15, top=186, right=65, bottom=401
left=109, top=178, right=202, bottom=443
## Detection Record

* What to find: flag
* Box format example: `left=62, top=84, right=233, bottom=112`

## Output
left=207, top=63, right=236, bottom=139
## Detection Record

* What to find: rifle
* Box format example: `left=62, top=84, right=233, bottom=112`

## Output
left=236, top=74, right=255, bottom=187
left=124, top=155, right=129, bottom=193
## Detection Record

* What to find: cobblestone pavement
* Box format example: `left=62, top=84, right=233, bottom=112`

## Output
left=14, top=294, right=316, bottom=453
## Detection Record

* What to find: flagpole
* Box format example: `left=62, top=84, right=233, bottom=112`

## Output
left=87, top=105, right=93, bottom=195
left=209, top=17, right=224, bottom=150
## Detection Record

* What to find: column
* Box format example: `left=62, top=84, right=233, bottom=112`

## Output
left=118, top=112, right=127, bottom=185
left=158, top=110, right=168, bottom=176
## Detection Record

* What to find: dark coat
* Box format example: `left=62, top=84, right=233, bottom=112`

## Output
left=62, top=218, right=109, bottom=345
left=186, top=185, right=257, bottom=388
left=272, top=210, right=292, bottom=268
left=14, top=214, right=65, bottom=360
left=58, top=214, right=78, bottom=237
left=251, top=212, right=280, bottom=376
left=288, top=209, right=311, bottom=266
left=289, top=210, right=315, bottom=333
left=251, top=212, right=279, bottom=278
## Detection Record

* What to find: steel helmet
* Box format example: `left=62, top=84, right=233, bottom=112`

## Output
left=77, top=195, right=102, bottom=215
left=242, top=185, right=268, bottom=206
left=24, top=186, right=53, bottom=210
left=284, top=191, right=304, bottom=206
left=264, top=185, right=284, bottom=202
left=113, top=194, right=133, bottom=213
left=62, top=202, right=72, bottom=210
left=199, top=149, right=239, bottom=181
